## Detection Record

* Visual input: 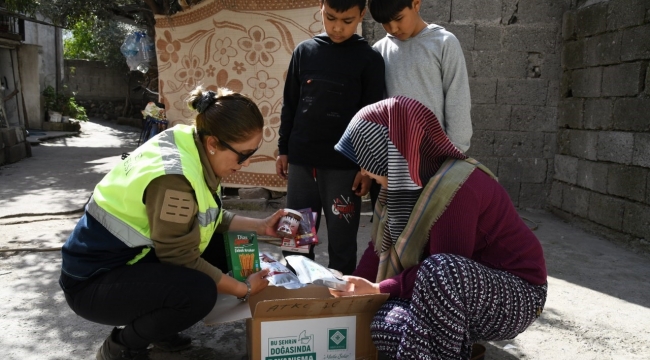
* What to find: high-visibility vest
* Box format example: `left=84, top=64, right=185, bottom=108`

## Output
left=87, top=124, right=222, bottom=264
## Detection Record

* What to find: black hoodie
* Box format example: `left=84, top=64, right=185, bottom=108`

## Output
left=278, top=33, right=385, bottom=169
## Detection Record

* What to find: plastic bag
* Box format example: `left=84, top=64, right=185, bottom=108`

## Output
left=141, top=102, right=165, bottom=120
left=285, top=255, right=348, bottom=291
left=120, top=31, right=154, bottom=73
left=259, top=253, right=305, bottom=289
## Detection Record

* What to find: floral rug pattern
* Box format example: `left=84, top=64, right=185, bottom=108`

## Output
left=155, top=0, right=322, bottom=190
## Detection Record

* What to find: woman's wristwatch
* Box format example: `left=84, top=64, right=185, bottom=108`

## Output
left=237, top=279, right=252, bottom=302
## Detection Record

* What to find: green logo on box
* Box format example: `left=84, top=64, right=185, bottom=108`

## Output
left=328, top=329, right=347, bottom=350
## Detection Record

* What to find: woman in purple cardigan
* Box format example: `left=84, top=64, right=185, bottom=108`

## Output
left=333, top=96, right=547, bottom=360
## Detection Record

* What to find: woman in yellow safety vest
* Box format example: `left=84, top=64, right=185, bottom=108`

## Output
left=59, top=86, right=282, bottom=360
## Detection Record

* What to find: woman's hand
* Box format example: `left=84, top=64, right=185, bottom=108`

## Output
left=256, top=209, right=288, bottom=236
left=329, top=275, right=380, bottom=297
left=352, top=172, right=372, bottom=197
left=247, top=268, right=270, bottom=296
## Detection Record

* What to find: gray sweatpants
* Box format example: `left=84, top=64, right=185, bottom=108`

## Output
left=284, top=164, right=361, bottom=275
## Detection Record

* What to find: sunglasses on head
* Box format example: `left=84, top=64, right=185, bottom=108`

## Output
left=218, top=139, right=259, bottom=165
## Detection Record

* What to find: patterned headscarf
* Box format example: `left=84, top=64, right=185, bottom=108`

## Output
left=335, top=96, right=467, bottom=251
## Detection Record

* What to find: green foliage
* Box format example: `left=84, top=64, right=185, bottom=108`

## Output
left=42, top=85, right=88, bottom=121
left=63, top=17, right=137, bottom=69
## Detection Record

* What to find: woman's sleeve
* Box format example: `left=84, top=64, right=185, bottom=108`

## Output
left=353, top=241, right=379, bottom=281
left=145, top=174, right=223, bottom=285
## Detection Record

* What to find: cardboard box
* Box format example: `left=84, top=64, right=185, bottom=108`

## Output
left=224, top=231, right=260, bottom=281
left=204, top=285, right=388, bottom=360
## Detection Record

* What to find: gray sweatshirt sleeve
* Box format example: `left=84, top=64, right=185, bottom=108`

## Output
left=440, top=34, right=472, bottom=152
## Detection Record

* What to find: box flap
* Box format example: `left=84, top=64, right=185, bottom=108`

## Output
left=202, top=294, right=251, bottom=325
left=252, top=292, right=389, bottom=320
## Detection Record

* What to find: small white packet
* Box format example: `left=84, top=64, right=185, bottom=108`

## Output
left=285, top=255, right=348, bottom=291
left=259, top=253, right=305, bottom=289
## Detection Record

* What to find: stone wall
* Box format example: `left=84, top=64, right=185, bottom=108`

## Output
left=551, top=0, right=650, bottom=250
left=63, top=60, right=145, bottom=119
left=362, top=0, right=569, bottom=208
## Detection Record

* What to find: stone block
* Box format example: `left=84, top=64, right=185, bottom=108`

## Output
left=222, top=198, right=268, bottom=212
left=510, top=106, right=557, bottom=132
left=471, top=104, right=511, bottom=130
left=623, top=202, right=650, bottom=240
left=562, top=185, right=590, bottom=218
left=468, top=130, right=495, bottom=156
left=1, top=127, right=18, bottom=147
left=647, top=176, right=650, bottom=204
left=558, top=128, right=571, bottom=155
left=607, top=0, right=648, bottom=31
left=517, top=0, right=568, bottom=24
left=519, top=183, right=549, bottom=209
left=475, top=25, right=502, bottom=50
left=584, top=32, right=622, bottom=66
left=419, top=0, right=452, bottom=23
left=544, top=133, right=557, bottom=159
left=558, top=98, right=584, bottom=129
left=633, top=133, right=650, bottom=168
left=562, top=39, right=585, bottom=69
left=502, top=0, right=519, bottom=24
left=5, top=142, right=27, bottom=164
left=607, top=164, right=648, bottom=202
left=576, top=2, right=608, bottom=37
left=613, top=98, right=650, bottom=132
left=469, top=78, right=497, bottom=104
left=25, top=141, right=32, bottom=158
left=547, top=81, right=560, bottom=106
left=443, top=24, right=475, bottom=50
left=497, top=79, right=548, bottom=106
left=621, top=24, right=650, bottom=61
left=602, top=62, right=644, bottom=97
left=238, top=187, right=271, bottom=200
left=569, top=130, right=599, bottom=160
left=584, top=99, right=613, bottom=130
left=549, top=181, right=563, bottom=208
left=15, top=127, right=25, bottom=142
left=494, top=131, right=546, bottom=157
left=536, top=53, right=562, bottom=81
left=562, top=11, right=577, bottom=40
left=588, top=192, right=626, bottom=230
left=472, top=51, right=527, bottom=78
left=464, top=50, right=474, bottom=77
left=500, top=181, right=521, bottom=206
left=554, top=154, right=579, bottom=184
left=451, top=0, right=501, bottom=22
left=597, top=131, right=634, bottom=164
left=41, top=121, right=82, bottom=132
left=560, top=70, right=572, bottom=98
left=571, top=67, right=602, bottom=98
left=498, top=157, right=523, bottom=183
left=503, top=25, right=558, bottom=54
left=0, top=147, right=5, bottom=165
left=577, top=159, right=608, bottom=193
left=521, top=158, right=548, bottom=183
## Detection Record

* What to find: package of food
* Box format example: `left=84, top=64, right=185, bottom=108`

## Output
left=276, top=209, right=302, bottom=238
left=259, top=253, right=305, bottom=289
left=285, top=255, right=348, bottom=291
left=280, top=237, right=311, bottom=253
left=294, top=210, right=319, bottom=246
left=223, top=231, right=260, bottom=281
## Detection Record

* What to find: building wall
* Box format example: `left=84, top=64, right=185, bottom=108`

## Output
left=362, top=0, right=570, bottom=209
left=551, top=0, right=650, bottom=250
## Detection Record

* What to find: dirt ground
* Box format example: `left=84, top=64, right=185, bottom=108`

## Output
left=1, top=119, right=649, bottom=359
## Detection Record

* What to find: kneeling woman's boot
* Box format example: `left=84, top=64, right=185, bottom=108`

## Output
left=96, top=328, right=149, bottom=360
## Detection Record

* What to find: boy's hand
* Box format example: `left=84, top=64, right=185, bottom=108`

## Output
left=352, top=171, right=372, bottom=197
left=276, top=155, right=288, bottom=180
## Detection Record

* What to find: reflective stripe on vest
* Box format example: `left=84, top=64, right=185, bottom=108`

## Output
left=89, top=125, right=222, bottom=257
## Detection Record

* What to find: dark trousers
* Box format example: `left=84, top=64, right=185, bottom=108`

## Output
left=282, top=165, right=361, bottom=275
left=62, top=234, right=228, bottom=349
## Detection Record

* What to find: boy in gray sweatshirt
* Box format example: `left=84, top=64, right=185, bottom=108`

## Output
left=368, top=0, right=472, bottom=152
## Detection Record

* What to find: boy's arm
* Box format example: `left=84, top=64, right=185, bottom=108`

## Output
left=360, top=50, right=386, bottom=107
left=441, top=34, right=472, bottom=152
left=278, top=51, right=301, bottom=156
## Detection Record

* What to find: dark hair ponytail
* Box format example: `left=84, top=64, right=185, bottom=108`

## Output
left=187, top=86, right=264, bottom=144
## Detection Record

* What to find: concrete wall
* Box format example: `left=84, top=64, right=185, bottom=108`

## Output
left=551, top=0, right=650, bottom=250
left=18, top=44, right=43, bottom=129
left=22, top=16, right=62, bottom=93
left=362, top=0, right=569, bottom=208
